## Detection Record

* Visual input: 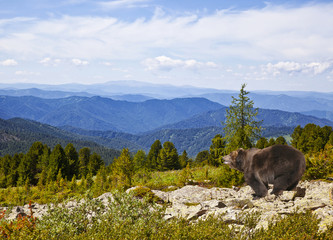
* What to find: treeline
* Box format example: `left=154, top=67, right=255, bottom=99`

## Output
left=1, top=123, right=333, bottom=190
left=0, top=142, right=104, bottom=188
left=291, top=123, right=333, bottom=153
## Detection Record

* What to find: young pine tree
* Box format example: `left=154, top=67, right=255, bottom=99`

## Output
left=179, top=150, right=189, bottom=169
left=209, top=134, right=226, bottom=166
left=223, top=83, right=262, bottom=152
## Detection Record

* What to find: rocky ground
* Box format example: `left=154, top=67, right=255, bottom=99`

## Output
left=1, top=181, right=333, bottom=232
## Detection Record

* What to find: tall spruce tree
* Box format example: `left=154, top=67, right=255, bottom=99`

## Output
left=223, top=83, right=262, bottom=152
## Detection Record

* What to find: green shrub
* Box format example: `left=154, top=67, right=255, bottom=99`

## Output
left=303, top=145, right=333, bottom=180
left=253, top=210, right=326, bottom=240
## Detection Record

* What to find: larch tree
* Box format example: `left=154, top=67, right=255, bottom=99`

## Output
left=223, top=83, right=262, bottom=152
left=111, top=148, right=134, bottom=189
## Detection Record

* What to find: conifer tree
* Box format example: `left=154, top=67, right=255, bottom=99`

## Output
left=195, top=150, right=210, bottom=165
left=179, top=150, right=189, bottom=169
left=7, top=153, right=20, bottom=187
left=267, top=138, right=276, bottom=147
left=79, top=147, right=91, bottom=178
left=256, top=137, right=268, bottom=149
left=111, top=148, right=134, bottom=189
left=223, top=84, right=262, bottom=152
left=146, top=140, right=162, bottom=170
left=48, top=144, right=68, bottom=181
left=0, top=155, right=11, bottom=187
left=88, top=152, right=104, bottom=176
left=209, top=134, right=226, bottom=166
left=133, top=149, right=147, bottom=171
left=158, top=141, right=180, bottom=170
left=18, top=141, right=45, bottom=185
left=275, top=136, right=287, bottom=145
left=65, top=143, right=79, bottom=180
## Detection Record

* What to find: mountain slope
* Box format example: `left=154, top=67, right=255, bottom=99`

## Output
left=157, top=108, right=333, bottom=130
left=0, top=95, right=223, bottom=133
left=201, top=92, right=333, bottom=121
left=0, top=118, right=120, bottom=164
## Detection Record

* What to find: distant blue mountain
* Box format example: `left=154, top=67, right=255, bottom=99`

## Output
left=156, top=108, right=333, bottom=130
left=0, top=95, right=222, bottom=133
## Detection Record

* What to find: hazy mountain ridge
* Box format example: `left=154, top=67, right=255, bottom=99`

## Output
left=0, top=82, right=332, bottom=121
left=1, top=82, right=333, bottom=157
left=0, top=95, right=223, bottom=133
left=156, top=108, right=333, bottom=130
left=200, top=93, right=333, bottom=121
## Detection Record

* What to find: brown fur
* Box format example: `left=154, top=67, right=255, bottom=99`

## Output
left=223, top=145, right=306, bottom=199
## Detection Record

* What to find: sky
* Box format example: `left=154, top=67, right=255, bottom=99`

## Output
left=0, top=0, right=333, bottom=92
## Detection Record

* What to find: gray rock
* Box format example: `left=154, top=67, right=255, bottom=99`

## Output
left=1, top=180, right=332, bottom=232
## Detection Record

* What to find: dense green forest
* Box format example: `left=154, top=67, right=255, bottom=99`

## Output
left=1, top=123, right=332, bottom=190
left=0, top=123, right=332, bottom=239
left=0, top=118, right=121, bottom=164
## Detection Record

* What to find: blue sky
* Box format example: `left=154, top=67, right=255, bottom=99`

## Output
left=0, top=0, right=333, bottom=91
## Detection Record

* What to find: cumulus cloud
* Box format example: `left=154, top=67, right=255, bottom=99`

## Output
left=265, top=61, right=332, bottom=75
left=0, top=3, right=332, bottom=62
left=0, top=59, right=18, bottom=66
left=143, top=56, right=217, bottom=71
left=71, top=58, right=89, bottom=66
left=40, top=57, right=61, bottom=66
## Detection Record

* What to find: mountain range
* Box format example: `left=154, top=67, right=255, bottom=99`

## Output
left=1, top=95, right=332, bottom=134
left=0, top=95, right=223, bottom=133
left=1, top=81, right=333, bottom=158
left=1, top=81, right=332, bottom=121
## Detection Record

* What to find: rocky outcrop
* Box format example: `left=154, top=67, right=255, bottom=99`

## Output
left=1, top=181, right=332, bottom=231
left=152, top=181, right=333, bottom=231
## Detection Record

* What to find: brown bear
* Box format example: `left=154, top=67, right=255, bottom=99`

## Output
left=223, top=145, right=306, bottom=199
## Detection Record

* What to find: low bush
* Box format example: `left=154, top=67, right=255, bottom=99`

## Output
left=1, top=192, right=332, bottom=239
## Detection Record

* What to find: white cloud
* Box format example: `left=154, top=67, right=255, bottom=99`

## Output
left=71, top=58, right=89, bottom=66
left=1, top=3, right=333, bottom=62
left=0, top=2, right=333, bottom=91
left=98, top=0, right=151, bottom=9
left=102, top=61, right=113, bottom=66
left=265, top=61, right=332, bottom=75
left=15, top=70, right=40, bottom=76
left=0, top=59, right=18, bottom=66
left=143, top=56, right=217, bottom=71
left=40, top=57, right=61, bottom=66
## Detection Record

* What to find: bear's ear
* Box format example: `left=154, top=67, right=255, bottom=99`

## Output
left=237, top=148, right=245, bottom=155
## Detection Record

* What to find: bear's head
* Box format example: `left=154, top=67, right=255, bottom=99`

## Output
left=223, top=148, right=245, bottom=172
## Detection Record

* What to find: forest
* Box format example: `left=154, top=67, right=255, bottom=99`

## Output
left=0, top=122, right=332, bottom=194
